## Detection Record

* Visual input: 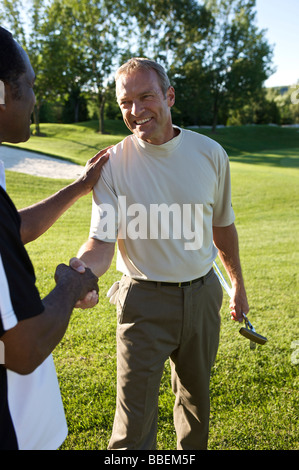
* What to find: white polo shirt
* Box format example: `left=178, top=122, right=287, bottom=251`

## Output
left=90, top=127, right=235, bottom=282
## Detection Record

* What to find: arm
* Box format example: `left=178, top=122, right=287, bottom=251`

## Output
left=77, top=237, right=115, bottom=277
left=213, top=222, right=249, bottom=322
left=19, top=149, right=110, bottom=244
left=1, top=263, right=99, bottom=375
left=72, top=238, right=115, bottom=309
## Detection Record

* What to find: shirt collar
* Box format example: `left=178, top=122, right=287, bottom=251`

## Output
left=135, top=126, right=182, bottom=157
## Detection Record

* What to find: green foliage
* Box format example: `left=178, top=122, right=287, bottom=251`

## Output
left=170, top=0, right=275, bottom=129
left=5, top=123, right=299, bottom=450
left=1, top=0, right=290, bottom=131
left=267, top=85, right=299, bottom=125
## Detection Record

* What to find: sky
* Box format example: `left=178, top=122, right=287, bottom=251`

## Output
left=1, top=0, right=298, bottom=89
left=255, top=0, right=299, bottom=87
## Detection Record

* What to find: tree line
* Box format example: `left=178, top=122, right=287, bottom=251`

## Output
left=1, top=0, right=298, bottom=135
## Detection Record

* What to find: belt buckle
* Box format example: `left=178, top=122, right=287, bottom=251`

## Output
left=178, top=280, right=192, bottom=287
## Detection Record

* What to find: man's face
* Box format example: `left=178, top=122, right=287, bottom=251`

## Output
left=0, top=45, right=36, bottom=144
left=116, top=68, right=175, bottom=145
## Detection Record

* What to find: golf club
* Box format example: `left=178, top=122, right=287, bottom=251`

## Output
left=213, top=261, right=267, bottom=349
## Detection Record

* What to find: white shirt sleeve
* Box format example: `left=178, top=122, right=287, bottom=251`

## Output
left=212, top=149, right=235, bottom=227
left=89, top=163, right=119, bottom=243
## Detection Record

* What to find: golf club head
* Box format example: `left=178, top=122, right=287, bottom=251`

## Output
left=239, top=326, right=268, bottom=345
left=213, top=261, right=268, bottom=349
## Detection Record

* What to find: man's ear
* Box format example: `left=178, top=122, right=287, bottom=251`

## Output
left=167, top=86, right=175, bottom=108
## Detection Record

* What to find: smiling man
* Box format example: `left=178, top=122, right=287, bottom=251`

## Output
left=115, top=65, right=178, bottom=145
left=77, top=57, right=249, bottom=450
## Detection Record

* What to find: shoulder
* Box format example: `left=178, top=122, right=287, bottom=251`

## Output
left=109, top=135, right=135, bottom=158
left=181, top=128, right=229, bottom=165
left=182, top=128, right=225, bottom=150
left=93, top=135, right=135, bottom=191
left=103, top=135, right=135, bottom=169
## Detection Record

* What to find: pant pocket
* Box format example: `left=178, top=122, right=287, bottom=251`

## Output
left=116, top=277, right=132, bottom=324
left=107, top=281, right=120, bottom=304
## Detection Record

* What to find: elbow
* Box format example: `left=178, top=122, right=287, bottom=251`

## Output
left=3, top=344, right=47, bottom=375
left=19, top=211, right=39, bottom=245
left=20, top=225, right=36, bottom=245
left=6, top=356, right=46, bottom=375
left=213, top=223, right=237, bottom=249
left=8, top=362, right=39, bottom=376
left=1, top=315, right=53, bottom=375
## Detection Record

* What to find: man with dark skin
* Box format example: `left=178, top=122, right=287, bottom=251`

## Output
left=0, top=27, right=108, bottom=449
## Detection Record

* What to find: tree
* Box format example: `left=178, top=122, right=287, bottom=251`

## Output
left=267, top=83, right=299, bottom=125
left=165, top=0, right=274, bottom=130
left=115, top=0, right=212, bottom=127
left=117, top=0, right=211, bottom=66
left=202, top=0, right=274, bottom=131
left=1, top=0, right=121, bottom=134
left=44, top=0, right=120, bottom=134
left=1, top=0, right=71, bottom=135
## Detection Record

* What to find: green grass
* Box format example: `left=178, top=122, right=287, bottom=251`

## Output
left=7, top=120, right=129, bottom=165
left=5, top=122, right=299, bottom=450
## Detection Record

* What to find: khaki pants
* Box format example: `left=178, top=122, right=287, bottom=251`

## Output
left=108, top=269, right=223, bottom=450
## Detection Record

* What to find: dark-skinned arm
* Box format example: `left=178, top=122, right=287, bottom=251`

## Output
left=19, top=149, right=110, bottom=245
left=1, top=263, right=99, bottom=375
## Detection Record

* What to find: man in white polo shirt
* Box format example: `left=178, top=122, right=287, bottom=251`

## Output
left=77, top=58, right=249, bottom=450
left=0, top=26, right=108, bottom=450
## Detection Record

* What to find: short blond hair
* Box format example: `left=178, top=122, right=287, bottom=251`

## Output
left=115, top=57, right=171, bottom=97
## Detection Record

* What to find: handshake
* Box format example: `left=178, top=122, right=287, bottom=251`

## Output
left=55, top=257, right=100, bottom=310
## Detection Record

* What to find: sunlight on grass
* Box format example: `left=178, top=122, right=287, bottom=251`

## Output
left=5, top=123, right=299, bottom=450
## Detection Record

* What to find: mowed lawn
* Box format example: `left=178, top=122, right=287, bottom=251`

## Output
left=5, top=122, right=299, bottom=450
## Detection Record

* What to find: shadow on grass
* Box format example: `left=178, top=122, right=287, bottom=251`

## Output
left=228, top=148, right=299, bottom=168
left=193, top=126, right=299, bottom=168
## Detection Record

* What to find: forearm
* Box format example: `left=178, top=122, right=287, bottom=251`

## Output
left=77, top=238, right=115, bottom=277
left=213, top=223, right=243, bottom=286
left=1, top=264, right=98, bottom=374
left=19, top=180, right=86, bottom=244
left=213, top=223, right=249, bottom=319
left=2, top=282, right=77, bottom=374
left=7, top=282, right=78, bottom=373
left=19, top=149, right=109, bottom=245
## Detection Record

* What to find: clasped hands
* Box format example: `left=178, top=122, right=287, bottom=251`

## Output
left=69, top=257, right=99, bottom=309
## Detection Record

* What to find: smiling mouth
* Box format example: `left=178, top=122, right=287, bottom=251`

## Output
left=135, top=117, right=152, bottom=125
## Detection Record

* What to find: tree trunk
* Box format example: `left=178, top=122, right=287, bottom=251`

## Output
left=211, top=92, right=219, bottom=133
left=98, top=93, right=106, bottom=134
left=33, top=103, right=42, bottom=136
left=74, top=100, right=79, bottom=123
